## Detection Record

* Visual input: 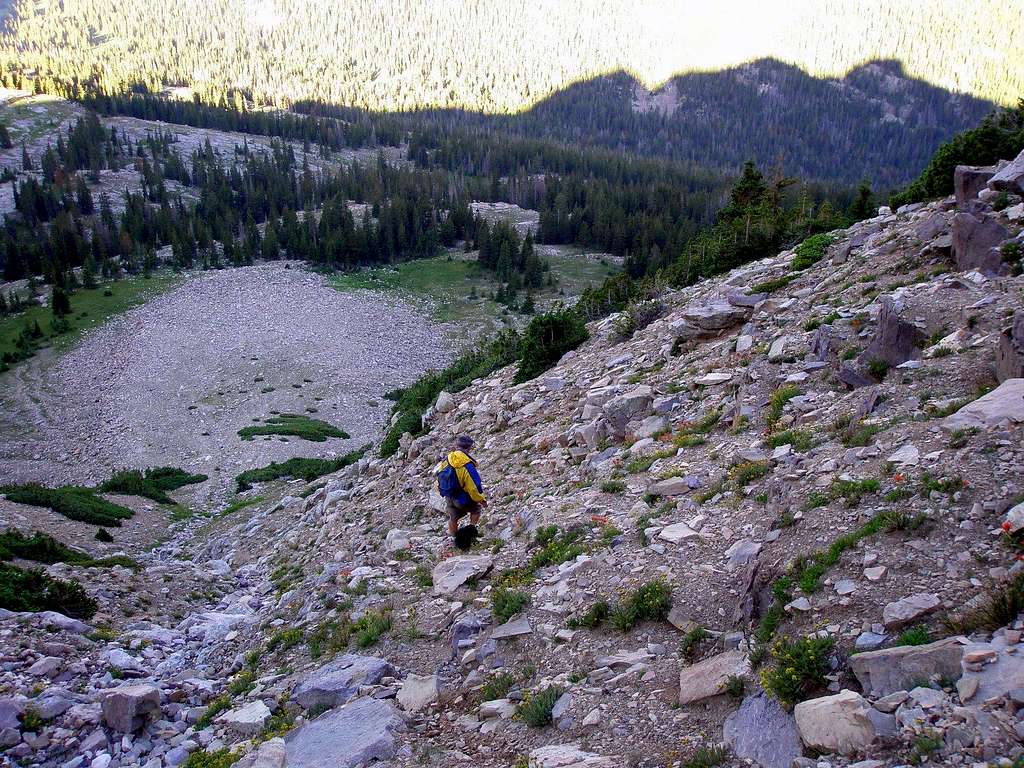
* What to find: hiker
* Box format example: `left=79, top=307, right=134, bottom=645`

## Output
left=433, top=435, right=487, bottom=542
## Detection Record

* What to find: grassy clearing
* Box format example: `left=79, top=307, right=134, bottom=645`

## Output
left=0, top=273, right=181, bottom=367
left=238, top=414, right=349, bottom=442
left=235, top=447, right=366, bottom=491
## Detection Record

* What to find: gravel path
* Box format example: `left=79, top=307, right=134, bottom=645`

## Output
left=0, top=263, right=451, bottom=502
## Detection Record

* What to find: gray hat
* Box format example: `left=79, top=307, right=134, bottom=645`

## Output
left=455, top=435, right=475, bottom=450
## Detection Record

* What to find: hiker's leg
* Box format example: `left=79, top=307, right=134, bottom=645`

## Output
left=468, top=500, right=481, bottom=527
left=447, top=500, right=464, bottom=536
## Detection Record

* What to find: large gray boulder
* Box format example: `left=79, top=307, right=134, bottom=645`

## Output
left=989, top=148, right=1024, bottom=195
left=943, top=378, right=1024, bottom=430
left=292, top=654, right=397, bottom=709
left=996, top=312, right=1024, bottom=383
left=723, top=693, right=802, bottom=768
left=861, top=297, right=925, bottom=368
left=954, top=164, right=996, bottom=206
left=431, top=554, right=493, bottom=596
left=285, top=697, right=403, bottom=768
left=957, top=631, right=1024, bottom=702
left=951, top=212, right=1010, bottom=273
left=850, top=637, right=964, bottom=697
left=0, top=697, right=26, bottom=729
left=100, top=683, right=161, bottom=733
left=794, top=690, right=877, bottom=754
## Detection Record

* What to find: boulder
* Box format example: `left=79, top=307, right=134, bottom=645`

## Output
left=292, top=654, right=397, bottom=709
left=432, top=554, right=493, bottom=596
left=384, top=528, right=411, bottom=553
left=989, top=148, right=1024, bottom=195
left=957, top=632, right=1024, bottom=702
left=882, top=593, right=941, bottom=629
left=0, top=697, right=26, bottom=729
left=603, top=386, right=654, bottom=434
left=996, top=312, right=1024, bottom=383
left=943, top=378, right=1024, bottom=430
left=861, top=297, right=924, bottom=368
left=634, top=415, right=669, bottom=439
left=100, top=684, right=161, bottom=733
left=648, top=477, right=697, bottom=497
left=794, top=690, right=877, bottom=754
left=219, top=699, right=272, bottom=736
left=951, top=212, right=1010, bottom=273
left=285, top=697, right=403, bottom=768
left=528, top=744, right=617, bottom=767
left=492, top=616, right=532, bottom=639
left=723, top=693, right=802, bottom=768
left=251, top=738, right=287, bottom=768
left=954, top=165, right=996, bottom=206
left=435, top=391, right=456, bottom=413
left=678, top=650, right=750, bottom=704
left=915, top=212, right=948, bottom=241
left=658, top=521, right=699, bottom=543
left=850, top=637, right=964, bottom=696
left=683, top=300, right=751, bottom=330
left=397, top=674, right=438, bottom=712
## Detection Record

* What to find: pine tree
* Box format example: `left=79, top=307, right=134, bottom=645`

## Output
left=0, top=123, right=12, bottom=150
left=51, top=286, right=71, bottom=317
left=849, top=181, right=874, bottom=221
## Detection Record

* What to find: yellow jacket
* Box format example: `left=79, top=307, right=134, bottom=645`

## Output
left=438, top=450, right=486, bottom=504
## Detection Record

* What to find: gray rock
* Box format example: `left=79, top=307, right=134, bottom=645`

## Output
left=951, top=212, right=1011, bottom=274
left=794, top=690, right=877, bottom=755
left=943, top=378, right=1024, bottom=430
left=954, top=165, right=996, bottom=206
left=292, top=654, right=397, bottom=710
left=996, top=312, right=1024, bottom=383
left=989, top=148, right=1024, bottom=195
left=723, top=692, right=801, bottom=768
left=251, top=737, right=287, bottom=768
left=528, top=744, right=617, bottom=767
left=882, top=593, right=941, bottom=628
left=678, top=650, right=749, bottom=704
left=431, top=554, right=493, bottom=595
left=850, top=638, right=964, bottom=696
left=285, top=697, right=403, bottom=768
left=33, top=611, right=93, bottom=634
left=603, top=386, right=654, bottom=434
left=219, top=700, right=272, bottom=736
left=861, top=296, right=924, bottom=368
left=492, top=616, right=532, bottom=639
left=647, top=477, right=696, bottom=497
left=100, top=684, right=161, bottom=733
left=396, top=674, right=438, bottom=713
left=0, top=697, right=26, bottom=729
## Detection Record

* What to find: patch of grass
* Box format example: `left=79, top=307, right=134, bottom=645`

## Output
left=608, top=579, right=672, bottom=631
left=412, top=563, right=433, bottom=589
left=680, top=745, right=730, bottom=768
left=528, top=526, right=585, bottom=571
left=790, top=234, right=835, bottom=271
left=307, top=619, right=352, bottom=659
left=765, top=430, right=812, bottom=451
left=491, top=587, right=530, bottom=623
left=947, top=428, right=978, bottom=449
left=884, top=487, right=913, bottom=502
left=866, top=359, right=890, bottom=380
left=235, top=447, right=367, bottom=491
left=600, top=480, right=625, bottom=494
left=266, top=627, right=304, bottom=653
left=0, top=562, right=97, bottom=618
left=599, top=524, right=622, bottom=548
left=98, top=466, right=208, bottom=504
left=897, top=626, right=932, bottom=646
left=829, top=477, right=880, bottom=507
left=219, top=495, right=266, bottom=516
left=680, top=626, right=710, bottom=660
left=0, top=529, right=137, bottom=569
left=517, top=686, right=562, bottom=727
left=725, top=674, right=746, bottom=699
left=804, top=490, right=829, bottom=510
left=919, top=473, right=965, bottom=497
left=750, top=274, right=796, bottom=294
left=760, top=634, right=834, bottom=708
left=195, top=694, right=232, bottom=729
left=238, top=414, right=349, bottom=442
left=730, top=460, right=771, bottom=489
left=625, top=448, right=674, bottom=474
left=352, top=609, right=391, bottom=648
left=184, top=748, right=240, bottom=768
left=695, top=479, right=725, bottom=504
left=767, top=385, right=800, bottom=430
left=480, top=672, right=516, bottom=701
left=1, top=483, right=134, bottom=527
left=945, top=572, right=1024, bottom=635
left=567, top=600, right=610, bottom=629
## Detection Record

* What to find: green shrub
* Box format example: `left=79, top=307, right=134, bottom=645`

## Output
left=307, top=618, right=351, bottom=659
left=514, top=304, right=589, bottom=384
left=95, top=528, right=114, bottom=542
left=528, top=526, right=584, bottom=571
left=380, top=329, right=520, bottom=457
left=842, top=420, right=884, bottom=447
left=946, top=572, right=1024, bottom=635
left=491, top=587, right=530, bottom=623
left=184, top=748, right=239, bottom=768
left=767, top=385, right=800, bottom=430
left=600, top=480, right=625, bottom=494
left=830, top=477, right=880, bottom=506
left=609, top=579, right=672, bottom=631
left=412, top=564, right=433, bottom=588
left=680, top=744, right=730, bottom=768
left=749, top=274, right=796, bottom=294
left=517, top=686, right=562, bottom=727
left=1, top=483, right=134, bottom=526
left=866, top=359, right=890, bottom=380
left=680, top=626, right=710, bottom=659
left=99, top=466, right=208, bottom=504
left=352, top=609, right=391, bottom=648
left=791, top=234, right=835, bottom=270
left=238, top=414, right=349, bottom=442
left=760, top=635, right=834, bottom=708
left=18, top=705, right=44, bottom=733
left=765, top=430, right=812, bottom=451
left=0, top=529, right=136, bottom=569
left=235, top=447, right=366, bottom=491
left=266, top=627, right=304, bottom=652
left=480, top=672, right=516, bottom=701
left=730, top=460, right=771, bottom=489
left=0, top=562, right=97, bottom=618
left=567, top=600, right=609, bottom=629
left=897, top=626, right=931, bottom=646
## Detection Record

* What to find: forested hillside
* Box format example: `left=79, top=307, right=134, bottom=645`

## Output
left=1, top=0, right=1019, bottom=186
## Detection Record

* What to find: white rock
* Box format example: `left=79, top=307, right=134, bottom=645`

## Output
left=794, top=690, right=877, bottom=754
left=397, top=674, right=438, bottom=713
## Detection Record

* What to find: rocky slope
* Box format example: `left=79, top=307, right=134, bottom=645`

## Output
left=2, top=151, right=1024, bottom=768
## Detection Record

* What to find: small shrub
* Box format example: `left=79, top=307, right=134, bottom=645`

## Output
left=919, top=473, right=965, bottom=497
left=195, top=694, right=232, bottom=729
left=307, top=619, right=351, bottom=659
left=946, top=572, right=1024, bottom=634
left=866, top=359, right=890, bottom=380
left=842, top=421, right=884, bottom=447
left=480, top=672, right=516, bottom=701
left=95, top=528, right=114, bottom=542
left=680, top=626, right=710, bottom=659
left=514, top=304, right=588, bottom=384
left=680, top=744, right=730, bottom=768
left=183, top=748, right=240, bottom=768
left=750, top=274, right=796, bottom=294
left=238, top=414, right=349, bottom=442
left=730, top=460, right=771, bottom=489
left=609, top=579, right=672, bottom=631
left=804, top=490, right=829, bottom=510
left=567, top=600, right=609, bottom=629
left=765, top=430, right=812, bottom=451
left=947, top=427, right=977, bottom=449
left=725, top=674, right=745, bottom=698
left=266, top=627, right=303, bottom=652
left=790, top=234, right=835, bottom=270
left=517, top=686, right=562, bottom=727
left=491, top=587, right=530, bottom=623
left=897, top=626, right=931, bottom=647
left=766, top=385, right=800, bottom=430
left=99, top=466, right=208, bottom=504
left=352, top=609, right=391, bottom=648
left=235, top=447, right=366, bottom=491
left=1, top=483, right=134, bottom=527
left=528, top=526, right=584, bottom=571
left=600, top=480, right=625, bottom=494
left=18, top=705, right=44, bottom=732
left=760, top=635, right=834, bottom=708
left=412, top=564, right=433, bottom=588
left=0, top=562, right=97, bottom=618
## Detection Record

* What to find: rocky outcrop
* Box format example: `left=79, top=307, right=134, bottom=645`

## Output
left=99, top=684, right=160, bottom=733
left=943, top=378, right=1024, bottom=430
left=997, top=312, right=1024, bottom=382
left=528, top=744, right=617, bottom=767
left=678, top=650, right=749, bottom=704
left=723, top=693, right=801, bottom=768
left=861, top=296, right=925, bottom=367
left=951, top=212, right=1011, bottom=273
left=955, top=164, right=997, bottom=207
left=989, top=148, right=1024, bottom=195
left=431, top=554, right=494, bottom=595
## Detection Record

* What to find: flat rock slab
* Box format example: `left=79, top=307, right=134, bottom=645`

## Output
left=723, top=692, right=802, bottom=768
left=678, top=650, right=749, bottom=704
left=958, top=633, right=1024, bottom=702
left=882, top=592, right=940, bottom=629
left=529, top=743, right=618, bottom=767
left=492, top=616, right=532, bottom=639
left=794, top=690, right=877, bottom=755
left=850, top=637, right=964, bottom=697
left=943, top=378, right=1024, bottom=430
left=432, top=554, right=493, bottom=596
left=292, top=654, right=396, bottom=709
left=285, top=697, right=403, bottom=768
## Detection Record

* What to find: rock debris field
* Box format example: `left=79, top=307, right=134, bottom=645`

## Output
left=0, top=263, right=450, bottom=500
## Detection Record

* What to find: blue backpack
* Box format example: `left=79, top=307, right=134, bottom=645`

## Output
left=436, top=462, right=461, bottom=499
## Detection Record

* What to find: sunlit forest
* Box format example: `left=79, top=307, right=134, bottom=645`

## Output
left=2, top=0, right=1020, bottom=113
